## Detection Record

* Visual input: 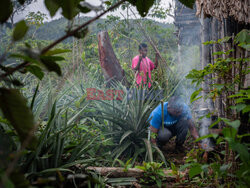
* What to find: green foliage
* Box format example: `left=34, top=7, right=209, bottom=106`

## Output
left=187, top=32, right=249, bottom=103
left=0, top=88, right=37, bottom=149
left=106, top=177, right=137, bottom=186
left=229, top=89, right=250, bottom=115
left=0, top=0, right=13, bottom=23
left=136, top=162, right=166, bottom=187
left=0, top=129, right=16, bottom=168
left=185, top=30, right=250, bottom=187
left=0, top=1, right=163, bottom=186
left=130, top=0, right=155, bottom=17
left=234, top=29, right=250, bottom=50
left=190, top=88, right=202, bottom=103
left=44, top=48, right=71, bottom=56
left=203, top=36, right=231, bottom=45
left=44, top=0, right=60, bottom=17
left=12, top=20, right=29, bottom=41
left=40, top=55, right=62, bottom=76
left=26, top=11, right=48, bottom=26
left=17, top=0, right=26, bottom=5
left=1, top=169, right=31, bottom=188
left=194, top=134, right=218, bottom=143
left=150, top=131, right=157, bottom=139
left=0, top=0, right=204, bottom=187
left=189, top=164, right=202, bottom=179
left=178, top=0, right=195, bottom=9
left=22, top=100, right=95, bottom=176
left=185, top=69, right=206, bottom=87
left=73, top=27, right=89, bottom=39
left=115, top=158, right=133, bottom=172
left=92, top=86, right=166, bottom=164
left=61, top=0, right=80, bottom=20
left=0, top=82, right=114, bottom=186
left=182, top=116, right=250, bottom=186
left=26, top=65, right=44, bottom=80
left=148, top=1, right=170, bottom=19
left=78, top=4, right=91, bottom=14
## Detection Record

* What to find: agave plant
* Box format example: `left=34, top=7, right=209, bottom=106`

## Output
left=0, top=77, right=113, bottom=187
left=90, top=82, right=168, bottom=165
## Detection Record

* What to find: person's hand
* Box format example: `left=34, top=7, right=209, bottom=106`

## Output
left=202, top=151, right=208, bottom=162
left=155, top=52, right=160, bottom=61
left=139, top=71, right=144, bottom=77
left=155, top=52, right=160, bottom=58
left=139, top=55, right=143, bottom=61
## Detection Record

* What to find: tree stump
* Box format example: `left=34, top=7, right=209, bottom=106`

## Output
left=98, top=31, right=129, bottom=87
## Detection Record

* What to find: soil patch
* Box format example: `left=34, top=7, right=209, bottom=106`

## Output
left=161, top=136, right=195, bottom=166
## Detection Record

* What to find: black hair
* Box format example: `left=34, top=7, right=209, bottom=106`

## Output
left=168, top=96, right=184, bottom=110
left=139, top=43, right=147, bottom=50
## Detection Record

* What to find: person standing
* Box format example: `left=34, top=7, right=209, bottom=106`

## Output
left=132, top=43, right=158, bottom=88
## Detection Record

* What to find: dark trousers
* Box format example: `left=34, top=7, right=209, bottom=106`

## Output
left=157, top=118, right=189, bottom=146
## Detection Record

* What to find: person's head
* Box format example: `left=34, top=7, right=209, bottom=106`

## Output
left=139, top=43, right=148, bottom=57
left=167, top=96, right=184, bottom=117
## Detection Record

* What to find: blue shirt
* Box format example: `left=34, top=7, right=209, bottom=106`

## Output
left=149, top=102, right=192, bottom=129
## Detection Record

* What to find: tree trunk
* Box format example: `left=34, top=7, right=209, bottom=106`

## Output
left=97, top=31, right=129, bottom=87
left=211, top=18, right=224, bottom=128
left=86, top=167, right=185, bottom=179
left=198, top=10, right=215, bottom=150
left=201, top=15, right=213, bottom=110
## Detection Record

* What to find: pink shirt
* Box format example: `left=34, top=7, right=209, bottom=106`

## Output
left=132, top=55, right=155, bottom=88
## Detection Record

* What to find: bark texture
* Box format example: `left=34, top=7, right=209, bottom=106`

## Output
left=196, top=0, right=249, bottom=24
left=98, top=31, right=129, bottom=87
left=86, top=167, right=185, bottom=179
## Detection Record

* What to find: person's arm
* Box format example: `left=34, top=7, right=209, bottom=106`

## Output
left=154, top=52, right=159, bottom=69
left=148, top=105, right=162, bottom=145
left=188, top=119, right=202, bottom=148
left=132, top=55, right=142, bottom=72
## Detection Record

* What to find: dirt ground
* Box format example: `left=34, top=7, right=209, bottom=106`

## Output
left=161, top=136, right=195, bottom=166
